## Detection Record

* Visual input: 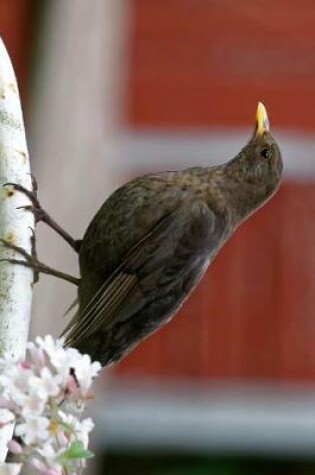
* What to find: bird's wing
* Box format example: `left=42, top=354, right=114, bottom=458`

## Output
left=63, top=200, right=223, bottom=347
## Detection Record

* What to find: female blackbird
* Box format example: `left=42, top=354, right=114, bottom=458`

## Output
left=3, top=103, right=282, bottom=366
left=62, top=102, right=283, bottom=365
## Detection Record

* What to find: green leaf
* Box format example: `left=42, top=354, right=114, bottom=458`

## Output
left=58, top=440, right=94, bottom=463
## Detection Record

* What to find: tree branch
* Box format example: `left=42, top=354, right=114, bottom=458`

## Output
left=0, top=37, right=34, bottom=463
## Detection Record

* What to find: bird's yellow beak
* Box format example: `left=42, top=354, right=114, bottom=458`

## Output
left=255, top=101, right=270, bottom=137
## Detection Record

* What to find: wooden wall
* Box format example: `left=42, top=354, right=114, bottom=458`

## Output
left=0, top=0, right=33, bottom=99
left=128, top=0, right=315, bottom=131
left=3, top=0, right=315, bottom=382
left=115, top=1, right=315, bottom=381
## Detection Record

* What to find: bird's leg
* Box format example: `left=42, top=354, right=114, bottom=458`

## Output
left=4, top=178, right=82, bottom=253
left=0, top=237, right=81, bottom=286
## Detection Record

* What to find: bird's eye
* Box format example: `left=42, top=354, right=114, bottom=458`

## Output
left=260, top=147, right=272, bottom=159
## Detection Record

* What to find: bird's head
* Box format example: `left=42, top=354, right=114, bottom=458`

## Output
left=225, top=102, right=283, bottom=218
left=247, top=101, right=283, bottom=183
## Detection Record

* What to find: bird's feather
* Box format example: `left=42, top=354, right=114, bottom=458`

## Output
left=63, top=200, right=220, bottom=350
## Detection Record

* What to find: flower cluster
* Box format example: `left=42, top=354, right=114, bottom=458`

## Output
left=0, top=336, right=101, bottom=475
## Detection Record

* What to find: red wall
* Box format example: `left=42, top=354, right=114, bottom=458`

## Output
left=115, top=1, right=315, bottom=381
left=115, top=183, right=315, bottom=381
left=0, top=0, right=33, bottom=99
left=128, top=0, right=315, bottom=132
left=4, top=0, right=315, bottom=382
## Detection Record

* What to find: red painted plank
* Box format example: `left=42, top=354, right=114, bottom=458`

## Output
left=0, top=0, right=32, bottom=99
left=128, top=0, right=315, bottom=130
left=278, top=183, right=315, bottom=380
left=117, top=2, right=315, bottom=382
left=114, top=182, right=315, bottom=382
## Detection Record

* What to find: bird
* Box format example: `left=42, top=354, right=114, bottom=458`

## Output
left=3, top=102, right=283, bottom=367
left=61, top=102, right=283, bottom=365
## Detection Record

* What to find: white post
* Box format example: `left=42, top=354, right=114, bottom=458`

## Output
left=0, top=37, right=34, bottom=462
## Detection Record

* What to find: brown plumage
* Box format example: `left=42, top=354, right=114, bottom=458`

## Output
left=62, top=103, right=283, bottom=366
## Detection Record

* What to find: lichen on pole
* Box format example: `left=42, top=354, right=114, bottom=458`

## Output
left=0, top=37, right=34, bottom=462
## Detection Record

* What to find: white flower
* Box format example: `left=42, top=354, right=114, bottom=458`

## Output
left=35, top=336, right=64, bottom=359
left=0, top=463, right=22, bottom=475
left=0, top=365, right=34, bottom=404
left=31, top=458, right=61, bottom=475
left=0, top=394, right=13, bottom=411
left=37, top=442, right=64, bottom=470
left=32, top=336, right=101, bottom=395
left=27, top=341, right=46, bottom=369
left=72, top=354, right=101, bottom=396
left=0, top=409, right=14, bottom=427
left=34, top=336, right=77, bottom=387
left=59, top=412, right=94, bottom=448
left=0, top=335, right=98, bottom=475
left=20, top=392, right=46, bottom=417
left=15, top=415, right=50, bottom=444
left=49, top=347, right=81, bottom=385
left=29, top=368, right=62, bottom=399
left=76, top=417, right=94, bottom=448
left=55, top=430, right=68, bottom=448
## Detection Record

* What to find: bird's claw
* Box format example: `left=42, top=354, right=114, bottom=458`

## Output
left=3, top=178, right=81, bottom=255
left=0, top=237, right=80, bottom=286
left=4, top=182, right=38, bottom=205
left=16, top=204, right=46, bottom=224
left=4, top=182, right=45, bottom=224
left=30, top=173, right=38, bottom=197
left=0, top=238, right=39, bottom=284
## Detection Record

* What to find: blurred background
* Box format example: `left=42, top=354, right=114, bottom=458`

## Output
left=2, top=0, right=315, bottom=473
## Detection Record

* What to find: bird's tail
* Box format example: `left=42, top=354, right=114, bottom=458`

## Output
left=62, top=298, right=79, bottom=319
